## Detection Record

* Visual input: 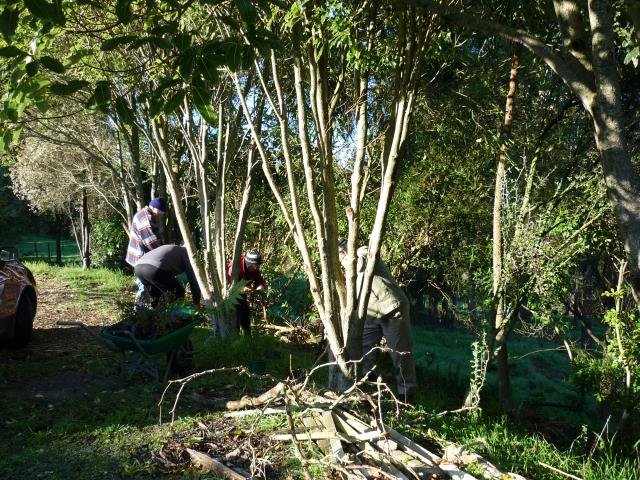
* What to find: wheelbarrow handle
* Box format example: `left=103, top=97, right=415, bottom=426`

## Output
left=56, top=320, right=120, bottom=352
left=57, top=321, right=85, bottom=327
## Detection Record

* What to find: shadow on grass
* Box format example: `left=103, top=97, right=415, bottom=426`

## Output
left=0, top=326, right=320, bottom=480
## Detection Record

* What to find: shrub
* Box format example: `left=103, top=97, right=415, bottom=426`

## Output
left=91, top=217, right=128, bottom=269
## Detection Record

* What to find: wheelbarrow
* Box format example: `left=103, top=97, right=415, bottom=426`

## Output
left=57, top=318, right=201, bottom=382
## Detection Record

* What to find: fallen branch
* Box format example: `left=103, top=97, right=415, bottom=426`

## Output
left=186, top=448, right=249, bottom=480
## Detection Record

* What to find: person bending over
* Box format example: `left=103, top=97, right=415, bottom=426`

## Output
left=134, top=244, right=201, bottom=306
left=338, top=238, right=417, bottom=402
left=226, top=249, right=266, bottom=336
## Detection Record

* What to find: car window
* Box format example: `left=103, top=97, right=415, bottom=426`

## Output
left=0, top=249, right=16, bottom=262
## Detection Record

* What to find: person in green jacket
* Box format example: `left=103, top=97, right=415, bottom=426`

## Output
left=338, top=238, right=417, bottom=402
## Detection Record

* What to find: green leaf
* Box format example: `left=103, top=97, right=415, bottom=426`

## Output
left=67, top=48, right=93, bottom=66
left=194, top=101, right=217, bottom=125
left=5, top=108, right=18, bottom=122
left=149, top=23, right=177, bottom=36
left=177, top=50, right=194, bottom=78
left=163, top=90, right=186, bottom=114
left=49, top=79, right=90, bottom=96
left=24, top=0, right=65, bottom=26
left=101, top=35, right=138, bottom=51
left=0, top=45, right=27, bottom=58
left=235, top=0, right=257, bottom=25
left=129, top=35, right=172, bottom=50
left=25, top=60, right=39, bottom=76
left=156, top=77, right=182, bottom=92
left=219, top=40, right=243, bottom=70
left=35, top=98, right=49, bottom=113
left=147, top=95, right=164, bottom=118
left=114, top=96, right=134, bottom=124
left=85, top=81, right=112, bottom=113
left=196, top=46, right=222, bottom=82
left=0, top=7, right=21, bottom=42
left=172, top=33, right=192, bottom=51
left=39, top=55, right=65, bottom=73
left=0, top=126, right=21, bottom=152
left=192, top=82, right=217, bottom=124
left=116, top=0, right=133, bottom=24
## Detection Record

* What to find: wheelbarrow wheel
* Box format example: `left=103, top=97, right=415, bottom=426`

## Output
left=167, top=340, right=194, bottom=377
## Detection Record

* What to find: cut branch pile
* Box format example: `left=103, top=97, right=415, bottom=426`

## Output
left=181, top=380, right=527, bottom=480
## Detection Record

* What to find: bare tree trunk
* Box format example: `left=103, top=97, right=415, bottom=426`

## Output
left=80, top=188, right=91, bottom=269
left=493, top=43, right=521, bottom=412
left=149, top=117, right=213, bottom=311
left=54, top=213, right=63, bottom=265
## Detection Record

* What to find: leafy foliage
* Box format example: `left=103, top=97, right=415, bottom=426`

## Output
left=90, top=217, right=128, bottom=270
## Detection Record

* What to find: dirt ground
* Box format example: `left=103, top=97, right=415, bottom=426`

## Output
left=3, top=272, right=119, bottom=360
left=1, top=273, right=127, bottom=401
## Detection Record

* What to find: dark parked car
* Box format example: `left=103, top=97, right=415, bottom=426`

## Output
left=0, top=246, right=37, bottom=347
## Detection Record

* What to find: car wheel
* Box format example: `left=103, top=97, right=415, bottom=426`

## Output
left=12, top=296, right=34, bottom=348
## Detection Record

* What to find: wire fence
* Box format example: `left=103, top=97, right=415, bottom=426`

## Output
left=17, top=240, right=81, bottom=264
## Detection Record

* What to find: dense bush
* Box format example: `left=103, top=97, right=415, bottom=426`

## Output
left=91, top=217, right=128, bottom=270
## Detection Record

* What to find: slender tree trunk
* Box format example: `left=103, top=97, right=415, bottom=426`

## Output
left=54, top=213, right=63, bottom=265
left=587, top=0, right=640, bottom=308
left=149, top=117, right=214, bottom=312
left=80, top=188, right=91, bottom=269
left=491, top=44, right=521, bottom=412
left=128, top=97, right=145, bottom=210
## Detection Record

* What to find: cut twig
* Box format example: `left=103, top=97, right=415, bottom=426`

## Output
left=539, top=462, right=584, bottom=480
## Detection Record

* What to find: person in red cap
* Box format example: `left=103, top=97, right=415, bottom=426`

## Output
left=126, top=197, right=167, bottom=303
left=226, top=249, right=266, bottom=336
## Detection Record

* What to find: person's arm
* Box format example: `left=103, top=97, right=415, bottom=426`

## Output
left=254, top=270, right=267, bottom=290
left=184, top=261, right=201, bottom=304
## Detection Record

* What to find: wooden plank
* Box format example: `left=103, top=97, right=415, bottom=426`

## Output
left=444, top=444, right=528, bottom=480
left=362, top=443, right=411, bottom=480
left=322, top=410, right=347, bottom=462
left=384, top=427, right=441, bottom=464
left=302, top=414, right=332, bottom=456
left=438, top=462, right=481, bottom=480
left=272, top=431, right=339, bottom=441
left=381, top=425, right=470, bottom=480
left=186, top=448, right=248, bottom=480
left=224, top=407, right=287, bottom=418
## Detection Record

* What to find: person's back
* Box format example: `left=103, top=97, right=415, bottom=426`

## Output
left=126, top=198, right=166, bottom=267
left=355, top=246, right=408, bottom=319
left=137, top=244, right=189, bottom=273
left=349, top=244, right=416, bottom=401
